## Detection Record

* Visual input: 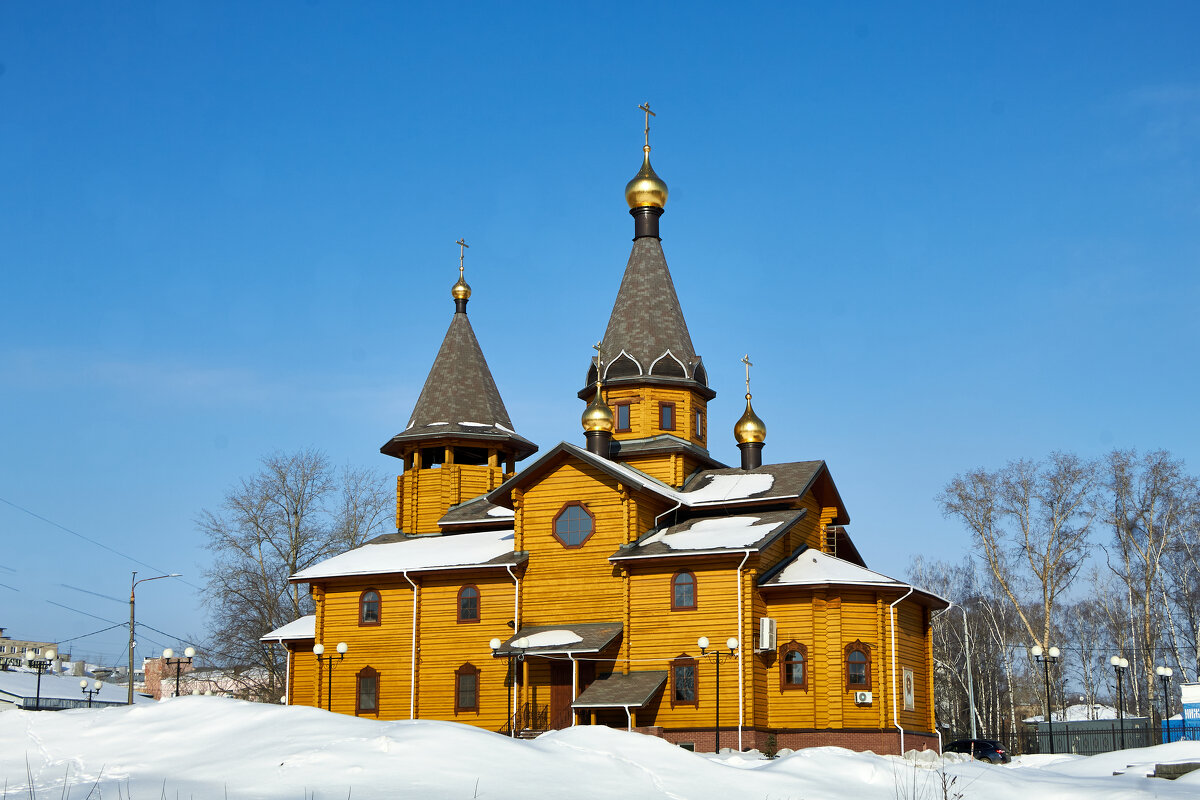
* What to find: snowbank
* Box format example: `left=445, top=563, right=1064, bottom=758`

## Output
left=4, top=698, right=1200, bottom=799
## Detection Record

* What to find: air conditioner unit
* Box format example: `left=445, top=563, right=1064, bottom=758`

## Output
left=854, top=691, right=873, bottom=704
left=757, top=617, right=777, bottom=651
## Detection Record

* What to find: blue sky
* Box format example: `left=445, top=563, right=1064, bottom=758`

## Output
left=2, top=2, right=1198, bottom=665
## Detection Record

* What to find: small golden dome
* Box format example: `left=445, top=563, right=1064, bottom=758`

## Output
left=451, top=277, right=472, bottom=301
left=625, top=145, right=668, bottom=209
left=734, top=393, right=766, bottom=444
left=582, top=395, right=615, bottom=433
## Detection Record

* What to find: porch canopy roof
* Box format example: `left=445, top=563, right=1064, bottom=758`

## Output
left=571, top=671, right=667, bottom=709
left=493, top=622, right=622, bottom=657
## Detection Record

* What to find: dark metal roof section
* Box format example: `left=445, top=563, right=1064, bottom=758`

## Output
left=608, top=435, right=726, bottom=470
left=580, top=237, right=713, bottom=399
left=611, top=508, right=806, bottom=561
left=381, top=311, right=537, bottom=460
left=493, top=622, right=623, bottom=656
left=681, top=461, right=850, bottom=523
left=572, top=671, right=667, bottom=709
left=438, top=494, right=515, bottom=529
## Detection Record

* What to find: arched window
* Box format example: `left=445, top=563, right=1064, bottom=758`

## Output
left=356, top=666, right=379, bottom=715
left=359, top=590, right=381, bottom=626
left=670, top=653, right=698, bottom=706
left=552, top=503, right=595, bottom=548
left=457, top=585, right=480, bottom=624
left=455, top=663, right=480, bottom=713
left=779, top=641, right=807, bottom=691
left=671, top=571, right=696, bottom=611
left=845, top=641, right=871, bottom=690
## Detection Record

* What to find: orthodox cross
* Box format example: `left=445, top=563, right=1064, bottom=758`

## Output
left=741, top=354, right=753, bottom=395
left=455, top=238, right=469, bottom=279
left=593, top=340, right=605, bottom=387
left=639, top=102, right=655, bottom=148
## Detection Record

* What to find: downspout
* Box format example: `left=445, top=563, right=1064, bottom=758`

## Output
left=890, top=585, right=915, bottom=754
left=735, top=549, right=751, bottom=751
left=506, top=564, right=520, bottom=725
left=568, top=652, right=578, bottom=726
left=654, top=500, right=683, bottom=530
left=404, top=570, right=419, bottom=720
left=625, top=704, right=634, bottom=731
left=284, top=645, right=291, bottom=705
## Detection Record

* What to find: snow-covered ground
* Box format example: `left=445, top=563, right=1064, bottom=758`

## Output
left=4, top=698, right=1200, bottom=799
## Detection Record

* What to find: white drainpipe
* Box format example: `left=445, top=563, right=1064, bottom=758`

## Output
left=404, top=570, right=419, bottom=720
left=568, top=652, right=578, bottom=726
left=889, top=585, right=915, bottom=754
left=284, top=646, right=291, bottom=704
left=506, top=564, right=520, bottom=725
left=736, top=549, right=751, bottom=751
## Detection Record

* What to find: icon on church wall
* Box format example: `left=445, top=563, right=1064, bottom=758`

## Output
left=903, top=668, right=915, bottom=711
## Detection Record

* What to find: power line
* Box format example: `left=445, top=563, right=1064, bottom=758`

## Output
left=0, top=495, right=202, bottom=590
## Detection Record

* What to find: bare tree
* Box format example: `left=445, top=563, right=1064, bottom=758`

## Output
left=1101, top=449, right=1198, bottom=713
left=939, top=452, right=1099, bottom=652
left=199, top=449, right=392, bottom=699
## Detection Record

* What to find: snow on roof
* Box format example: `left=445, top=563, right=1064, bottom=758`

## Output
left=260, top=615, right=316, bottom=642
left=520, top=630, right=583, bottom=648
left=292, top=529, right=516, bottom=580
left=771, top=550, right=907, bottom=587
left=641, top=516, right=783, bottom=551
left=677, top=474, right=775, bottom=504
left=486, top=506, right=515, bottom=518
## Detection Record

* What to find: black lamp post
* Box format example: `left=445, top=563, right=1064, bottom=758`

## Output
left=27, top=649, right=57, bottom=711
left=698, top=636, right=740, bottom=754
left=491, top=637, right=527, bottom=737
left=1031, top=645, right=1060, bottom=754
left=314, top=642, right=347, bottom=711
left=162, top=647, right=196, bottom=698
left=1156, top=665, right=1174, bottom=736
left=1110, top=655, right=1129, bottom=749
left=80, top=679, right=102, bottom=708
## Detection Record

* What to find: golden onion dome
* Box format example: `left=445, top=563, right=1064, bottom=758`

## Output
left=451, top=276, right=472, bottom=301
left=581, top=394, right=615, bottom=433
left=624, top=145, right=668, bottom=209
left=734, top=393, right=766, bottom=444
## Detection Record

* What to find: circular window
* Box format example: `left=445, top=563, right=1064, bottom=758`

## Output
left=553, top=503, right=594, bottom=548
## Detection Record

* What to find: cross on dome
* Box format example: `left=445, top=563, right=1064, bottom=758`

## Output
left=639, top=102, right=656, bottom=149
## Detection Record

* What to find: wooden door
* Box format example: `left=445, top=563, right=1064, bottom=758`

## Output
left=550, top=661, right=573, bottom=729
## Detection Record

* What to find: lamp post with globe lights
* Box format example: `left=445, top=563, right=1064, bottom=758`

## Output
left=1156, top=665, right=1174, bottom=730
left=698, top=636, right=739, bottom=753
left=1110, top=656, right=1130, bottom=749
left=313, top=642, right=347, bottom=711
left=490, top=637, right=528, bottom=737
left=162, top=647, right=196, bottom=698
left=80, top=679, right=102, bottom=708
left=1031, top=645, right=1060, bottom=754
left=27, top=649, right=56, bottom=711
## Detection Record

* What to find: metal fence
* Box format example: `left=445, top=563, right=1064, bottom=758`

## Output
left=1019, top=719, right=1199, bottom=756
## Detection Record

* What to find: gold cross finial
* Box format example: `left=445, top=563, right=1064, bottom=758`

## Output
left=639, top=102, right=655, bottom=149
left=455, top=238, right=469, bottom=278
left=741, top=354, right=754, bottom=395
left=593, top=340, right=605, bottom=388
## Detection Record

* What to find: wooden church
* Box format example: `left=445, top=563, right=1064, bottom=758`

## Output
left=263, top=112, right=948, bottom=754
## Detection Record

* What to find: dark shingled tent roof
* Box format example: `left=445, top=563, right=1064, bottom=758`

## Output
left=571, top=671, right=667, bottom=709
left=581, top=237, right=712, bottom=398
left=381, top=310, right=537, bottom=460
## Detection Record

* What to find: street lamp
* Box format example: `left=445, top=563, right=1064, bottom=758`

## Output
left=313, top=642, right=347, bottom=711
left=128, top=571, right=182, bottom=704
left=80, top=679, right=102, bottom=708
left=1156, top=665, right=1174, bottom=735
left=490, top=637, right=527, bottom=738
left=1110, top=656, right=1130, bottom=749
left=27, top=649, right=56, bottom=711
left=162, top=647, right=196, bottom=698
left=698, top=636, right=739, bottom=753
left=1031, top=645, right=1060, bottom=754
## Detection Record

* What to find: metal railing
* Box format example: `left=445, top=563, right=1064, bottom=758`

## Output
left=1019, top=723, right=1198, bottom=756
left=499, top=702, right=549, bottom=736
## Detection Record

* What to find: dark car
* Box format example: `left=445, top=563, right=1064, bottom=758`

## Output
left=945, top=739, right=1011, bottom=764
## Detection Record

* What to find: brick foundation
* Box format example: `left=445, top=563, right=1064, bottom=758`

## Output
left=655, top=727, right=940, bottom=755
